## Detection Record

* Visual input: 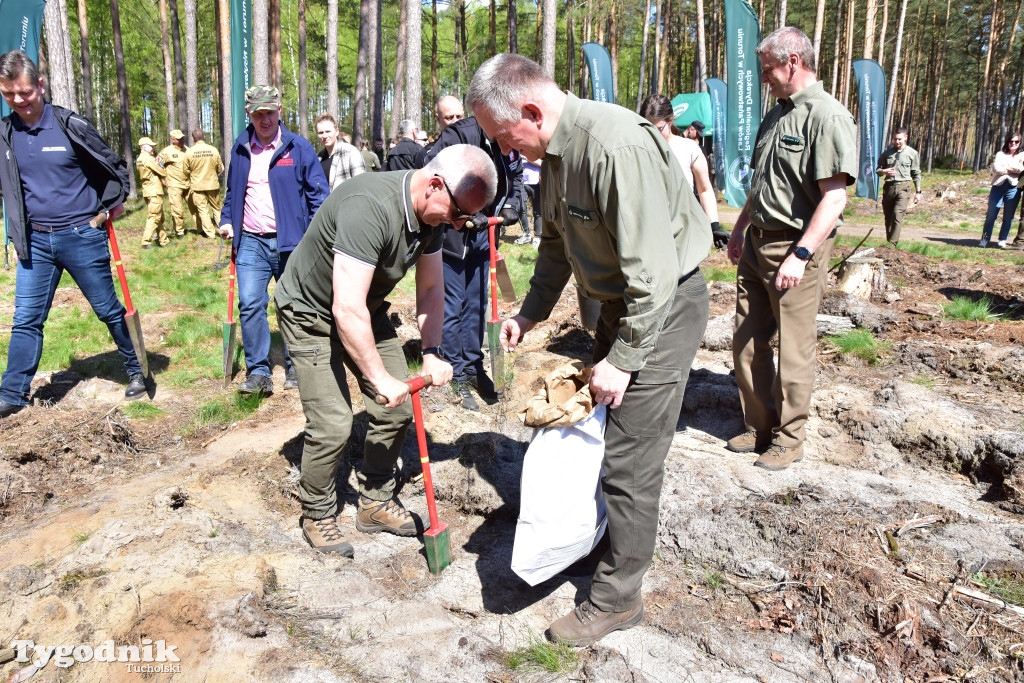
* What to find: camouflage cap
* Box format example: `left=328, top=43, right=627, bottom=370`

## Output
left=138, top=136, right=156, bottom=148
left=245, top=85, right=281, bottom=113
left=169, top=129, right=185, bottom=140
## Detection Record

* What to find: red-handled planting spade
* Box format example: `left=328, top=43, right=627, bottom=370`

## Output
left=376, top=375, right=452, bottom=574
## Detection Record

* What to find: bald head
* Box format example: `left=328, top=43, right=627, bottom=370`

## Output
left=435, top=96, right=465, bottom=131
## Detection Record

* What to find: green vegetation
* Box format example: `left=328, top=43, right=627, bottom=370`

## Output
left=702, top=265, right=737, bottom=283
left=503, top=633, right=578, bottom=674
left=827, top=329, right=888, bottom=365
left=187, top=392, right=266, bottom=435
left=122, top=402, right=165, bottom=419
left=943, top=295, right=1000, bottom=322
left=911, top=374, right=936, bottom=389
left=705, top=568, right=725, bottom=590
left=72, top=530, right=91, bottom=543
left=973, top=574, right=1024, bottom=607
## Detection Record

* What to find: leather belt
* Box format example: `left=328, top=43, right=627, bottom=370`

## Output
left=748, top=224, right=803, bottom=240
left=31, top=223, right=80, bottom=233
left=245, top=231, right=278, bottom=238
left=678, top=267, right=699, bottom=285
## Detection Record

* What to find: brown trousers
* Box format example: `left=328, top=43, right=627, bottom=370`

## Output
left=141, top=196, right=168, bottom=246
left=191, top=189, right=221, bottom=238
left=881, top=181, right=913, bottom=243
left=733, top=227, right=834, bottom=449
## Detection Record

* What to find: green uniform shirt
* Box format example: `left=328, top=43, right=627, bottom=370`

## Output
left=521, top=93, right=712, bottom=372
left=157, top=144, right=190, bottom=189
left=746, top=81, right=858, bottom=232
left=361, top=149, right=381, bottom=172
left=136, top=151, right=165, bottom=198
left=275, top=170, right=443, bottom=320
left=876, top=144, right=921, bottom=191
left=184, top=141, right=224, bottom=191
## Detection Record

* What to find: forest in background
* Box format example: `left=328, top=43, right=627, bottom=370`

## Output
left=31, top=0, right=1024, bottom=196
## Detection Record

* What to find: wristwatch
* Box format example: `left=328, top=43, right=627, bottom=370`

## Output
left=421, top=345, right=445, bottom=360
left=793, top=246, right=813, bottom=261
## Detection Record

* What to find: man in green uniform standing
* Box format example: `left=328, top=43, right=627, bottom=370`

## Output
left=184, top=129, right=224, bottom=238
left=876, top=126, right=922, bottom=244
left=273, top=144, right=497, bottom=556
left=157, top=129, right=198, bottom=237
left=467, top=54, right=712, bottom=647
left=726, top=27, right=858, bottom=470
left=136, top=136, right=168, bottom=248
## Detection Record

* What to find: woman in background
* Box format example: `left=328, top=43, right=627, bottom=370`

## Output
left=979, top=132, right=1024, bottom=248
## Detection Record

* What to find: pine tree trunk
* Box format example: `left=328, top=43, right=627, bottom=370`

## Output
left=830, top=0, right=843, bottom=97
left=405, top=0, right=422, bottom=127
left=76, top=0, right=93, bottom=119
left=431, top=0, right=438, bottom=108
left=252, top=0, right=269, bottom=85
left=269, top=0, right=282, bottom=90
left=160, top=0, right=177, bottom=131
left=696, top=0, right=707, bottom=91
left=778, top=0, right=787, bottom=27
left=864, top=0, right=877, bottom=59
left=842, top=0, right=855, bottom=107
left=390, top=0, right=407, bottom=139
left=217, top=0, right=231, bottom=163
left=372, top=0, right=383, bottom=144
left=298, top=0, right=308, bottom=138
left=488, top=0, right=496, bottom=57
left=354, top=0, right=370, bottom=140
left=109, top=0, right=137, bottom=197
left=878, top=0, right=889, bottom=68
left=541, top=0, right=556, bottom=78
left=884, top=0, right=908, bottom=139
left=44, top=0, right=76, bottom=109
left=636, top=0, right=652, bottom=109
left=327, top=0, right=338, bottom=119
left=168, top=0, right=188, bottom=129
left=813, top=0, right=826, bottom=62
left=185, top=0, right=199, bottom=140
left=566, top=0, right=575, bottom=94
left=972, top=0, right=998, bottom=171
left=658, top=0, right=670, bottom=93
left=508, top=0, right=518, bottom=53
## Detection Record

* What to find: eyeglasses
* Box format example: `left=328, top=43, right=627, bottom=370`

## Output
left=1011, top=139, right=1022, bottom=145
left=437, top=175, right=471, bottom=222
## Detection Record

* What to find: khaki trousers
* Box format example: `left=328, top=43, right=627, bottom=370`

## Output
left=881, top=181, right=913, bottom=243
left=277, top=303, right=412, bottom=520
left=191, top=189, right=221, bottom=238
left=588, top=272, right=709, bottom=612
left=141, top=195, right=168, bottom=246
left=167, top=185, right=199, bottom=236
left=733, top=227, right=834, bottom=449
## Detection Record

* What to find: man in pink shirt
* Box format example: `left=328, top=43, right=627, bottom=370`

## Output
left=219, top=86, right=328, bottom=395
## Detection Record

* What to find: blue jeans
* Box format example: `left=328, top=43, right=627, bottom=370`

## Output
left=982, top=181, right=1021, bottom=242
left=236, top=231, right=291, bottom=378
left=0, top=225, right=141, bottom=407
left=442, top=229, right=489, bottom=381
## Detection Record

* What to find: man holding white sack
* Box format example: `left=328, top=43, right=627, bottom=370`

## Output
left=467, top=54, right=711, bottom=647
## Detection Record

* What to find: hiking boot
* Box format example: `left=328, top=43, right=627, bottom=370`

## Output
left=451, top=380, right=479, bottom=411
left=514, top=233, right=533, bottom=245
left=238, top=374, right=273, bottom=396
left=467, top=373, right=498, bottom=401
left=141, top=243, right=154, bottom=249
left=356, top=495, right=420, bottom=536
left=753, top=443, right=804, bottom=471
left=0, top=399, right=25, bottom=419
left=547, top=599, right=644, bottom=647
left=300, top=516, right=354, bottom=557
left=124, top=373, right=148, bottom=400
left=725, top=430, right=771, bottom=454
left=283, top=369, right=298, bottom=391
left=1010, top=240, right=1024, bottom=250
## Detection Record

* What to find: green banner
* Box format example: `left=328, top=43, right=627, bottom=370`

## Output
left=670, top=93, right=713, bottom=134
left=707, top=78, right=727, bottom=191
left=581, top=42, right=615, bottom=104
left=230, top=0, right=252, bottom=139
left=723, top=0, right=761, bottom=208
left=0, top=0, right=46, bottom=118
left=853, top=59, right=886, bottom=201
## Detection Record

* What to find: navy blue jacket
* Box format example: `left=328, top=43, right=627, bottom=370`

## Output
left=0, top=104, right=129, bottom=261
left=423, top=117, right=524, bottom=259
left=221, top=122, right=328, bottom=254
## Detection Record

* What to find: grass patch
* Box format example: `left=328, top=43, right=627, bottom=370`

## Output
left=503, top=633, right=577, bottom=674
left=702, top=265, right=736, bottom=283
left=187, top=392, right=266, bottom=434
left=973, top=574, right=1024, bottom=607
left=705, top=568, right=725, bottom=589
left=72, top=530, right=91, bottom=543
left=943, top=295, right=1000, bottom=322
left=911, top=374, right=935, bottom=389
left=122, top=402, right=165, bottom=419
left=827, top=329, right=888, bottom=365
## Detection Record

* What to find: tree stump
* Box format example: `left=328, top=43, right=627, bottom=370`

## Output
left=836, top=257, right=885, bottom=301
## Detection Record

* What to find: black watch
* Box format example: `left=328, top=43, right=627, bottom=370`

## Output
left=421, top=345, right=444, bottom=360
left=793, top=246, right=813, bottom=261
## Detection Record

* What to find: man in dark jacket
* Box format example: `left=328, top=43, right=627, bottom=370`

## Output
left=423, top=117, right=524, bottom=410
left=219, top=85, right=328, bottom=395
left=383, top=120, right=422, bottom=171
left=0, top=50, right=146, bottom=418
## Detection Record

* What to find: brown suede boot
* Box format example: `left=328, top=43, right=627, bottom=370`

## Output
left=753, top=443, right=804, bottom=471
left=725, top=430, right=772, bottom=454
left=356, top=496, right=421, bottom=536
left=301, top=516, right=354, bottom=557
left=547, top=599, right=644, bottom=647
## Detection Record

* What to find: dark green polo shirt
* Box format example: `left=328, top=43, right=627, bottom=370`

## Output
left=876, top=145, right=922, bottom=191
left=746, top=81, right=858, bottom=232
left=521, top=93, right=712, bottom=371
left=275, top=170, right=443, bottom=320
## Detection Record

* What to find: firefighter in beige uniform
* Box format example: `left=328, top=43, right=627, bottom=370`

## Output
left=184, top=129, right=224, bottom=238
left=157, top=129, right=198, bottom=236
left=136, top=136, right=169, bottom=247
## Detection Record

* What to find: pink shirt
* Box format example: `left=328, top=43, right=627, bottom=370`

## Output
left=242, top=128, right=282, bottom=235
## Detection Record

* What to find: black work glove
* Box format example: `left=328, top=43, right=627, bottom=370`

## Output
left=499, top=205, right=520, bottom=227
left=465, top=212, right=491, bottom=231
left=711, top=221, right=729, bottom=249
